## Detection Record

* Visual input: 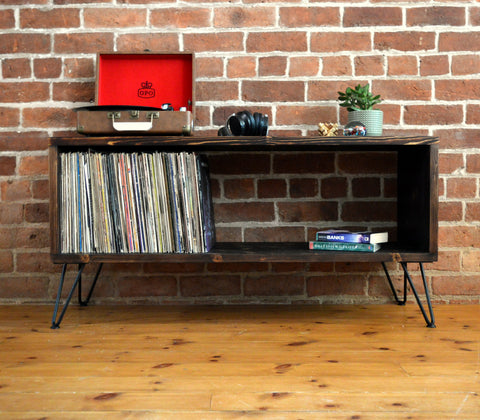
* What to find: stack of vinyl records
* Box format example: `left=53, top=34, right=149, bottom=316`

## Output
left=59, top=150, right=215, bottom=254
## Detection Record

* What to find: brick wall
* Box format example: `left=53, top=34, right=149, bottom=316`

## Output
left=1, top=0, right=479, bottom=305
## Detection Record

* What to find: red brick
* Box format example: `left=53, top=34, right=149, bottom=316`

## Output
left=53, top=82, right=95, bottom=102
left=280, top=7, right=339, bottom=26
left=439, top=153, right=464, bottom=174
left=433, top=275, right=480, bottom=295
left=209, top=153, right=270, bottom=175
left=430, top=251, right=461, bottom=272
left=452, top=55, right=480, bottom=76
left=0, top=251, right=13, bottom=273
left=439, top=32, right=480, bottom=52
left=196, top=57, right=223, bottom=78
left=338, top=152, right=396, bottom=174
left=344, top=7, right=402, bottom=26
left=0, top=10, right=15, bottom=28
left=373, top=80, right=431, bottom=101
left=0, top=156, right=16, bottom=176
left=436, top=80, right=480, bottom=101
left=342, top=201, right=396, bottom=222
left=244, top=275, right=304, bottom=296
left=467, top=154, right=480, bottom=173
left=404, top=105, right=463, bottom=125
left=375, top=32, right=435, bottom=51
left=19, top=156, right=48, bottom=176
left=143, top=263, right=205, bottom=273
left=420, top=55, right=449, bottom=76
left=224, top=178, right=255, bottom=199
left=289, top=56, right=320, bottom=77
left=180, top=275, right=241, bottom=297
left=1, top=180, right=31, bottom=202
left=0, top=107, right=19, bottom=128
left=215, top=227, right=242, bottom=242
left=388, top=56, right=418, bottom=76
left=407, top=7, right=465, bottom=26
left=15, top=227, right=49, bottom=249
left=32, top=179, right=49, bottom=200
left=151, top=8, right=211, bottom=28
left=215, top=202, right=275, bottom=222
left=54, top=33, right=114, bottom=53
left=439, top=201, right=463, bottom=221
left=439, top=225, right=480, bottom=248
left=22, top=108, right=76, bottom=129
left=0, top=34, right=50, bottom=54
left=64, top=58, right=95, bottom=79
left=471, top=7, right=480, bottom=26
left=290, top=178, right=318, bottom=198
left=214, top=7, right=275, bottom=28
left=34, top=58, right=62, bottom=79
left=24, top=203, right=49, bottom=223
left=258, top=179, right=287, bottom=198
left=466, top=203, right=480, bottom=222
left=0, top=277, right=50, bottom=299
left=322, top=56, right=352, bottom=76
left=274, top=152, right=335, bottom=174
left=197, top=81, right=238, bottom=102
left=247, top=32, right=307, bottom=52
left=227, top=57, right=256, bottom=78
left=118, top=276, right=177, bottom=297
left=463, top=249, right=480, bottom=272
left=308, top=80, right=363, bottom=101
left=244, top=226, right=305, bottom=242
left=206, top=262, right=268, bottom=273
left=2, top=58, right=31, bottom=79
left=0, top=133, right=49, bottom=152
left=184, top=32, right=243, bottom=52
left=84, top=8, right=146, bottom=27
left=16, top=251, right=61, bottom=274
left=435, top=129, right=480, bottom=150
left=307, top=275, right=366, bottom=296
left=0, top=82, right=49, bottom=103
left=352, top=178, right=381, bottom=198
left=311, top=32, right=371, bottom=52
left=243, top=81, right=305, bottom=102
left=278, top=201, right=338, bottom=222
left=21, top=8, right=80, bottom=28
left=446, top=178, right=477, bottom=199
left=276, top=106, right=336, bottom=126
left=354, top=56, right=385, bottom=76
left=0, top=203, right=23, bottom=224
left=259, top=56, right=287, bottom=76
left=117, top=32, right=179, bottom=52
left=321, top=176, right=348, bottom=199
left=379, top=104, right=401, bottom=125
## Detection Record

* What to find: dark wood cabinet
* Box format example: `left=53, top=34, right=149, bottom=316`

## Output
left=49, top=135, right=439, bottom=328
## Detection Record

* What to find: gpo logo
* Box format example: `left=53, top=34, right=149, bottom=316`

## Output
left=138, top=81, right=155, bottom=99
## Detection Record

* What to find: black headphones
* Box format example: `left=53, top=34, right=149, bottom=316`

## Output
left=218, top=110, right=269, bottom=136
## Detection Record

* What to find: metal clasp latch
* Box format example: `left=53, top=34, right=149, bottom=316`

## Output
left=146, top=112, right=160, bottom=119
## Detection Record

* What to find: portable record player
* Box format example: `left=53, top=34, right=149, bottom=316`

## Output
left=75, top=52, right=195, bottom=136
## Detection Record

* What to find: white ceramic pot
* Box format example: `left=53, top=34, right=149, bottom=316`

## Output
left=348, top=110, right=383, bottom=136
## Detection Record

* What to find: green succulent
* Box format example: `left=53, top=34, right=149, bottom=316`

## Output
left=337, top=83, right=382, bottom=111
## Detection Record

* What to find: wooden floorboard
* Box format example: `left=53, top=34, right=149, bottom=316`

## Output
left=0, top=304, right=479, bottom=419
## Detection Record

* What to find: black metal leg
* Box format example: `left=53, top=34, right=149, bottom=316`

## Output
left=51, top=263, right=103, bottom=329
left=79, top=263, right=103, bottom=306
left=401, top=262, right=436, bottom=328
left=382, top=262, right=436, bottom=328
left=382, top=262, right=407, bottom=305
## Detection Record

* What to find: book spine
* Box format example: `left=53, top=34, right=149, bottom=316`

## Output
left=315, top=232, right=372, bottom=243
left=309, top=241, right=379, bottom=252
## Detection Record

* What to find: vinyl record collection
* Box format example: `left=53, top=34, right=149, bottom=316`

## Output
left=59, top=150, right=215, bottom=254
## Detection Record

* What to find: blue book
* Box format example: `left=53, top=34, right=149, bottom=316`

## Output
left=315, top=230, right=388, bottom=244
left=309, top=241, right=381, bottom=252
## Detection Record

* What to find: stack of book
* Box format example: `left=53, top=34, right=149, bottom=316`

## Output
left=59, top=150, right=215, bottom=254
left=309, top=230, right=388, bottom=253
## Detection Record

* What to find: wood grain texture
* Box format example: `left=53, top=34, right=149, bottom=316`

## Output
left=0, top=304, right=479, bottom=419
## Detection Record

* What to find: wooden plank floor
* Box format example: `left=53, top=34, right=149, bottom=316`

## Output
left=0, top=304, right=479, bottom=419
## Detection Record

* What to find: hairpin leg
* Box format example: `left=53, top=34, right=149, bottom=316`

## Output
left=51, top=263, right=103, bottom=329
left=382, top=262, right=436, bottom=328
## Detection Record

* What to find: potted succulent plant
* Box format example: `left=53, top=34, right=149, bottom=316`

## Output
left=337, top=83, right=383, bottom=136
